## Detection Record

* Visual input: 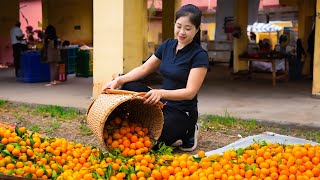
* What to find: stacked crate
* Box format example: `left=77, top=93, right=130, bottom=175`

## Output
left=66, top=46, right=79, bottom=74
left=17, top=51, right=50, bottom=83
left=76, top=49, right=93, bottom=77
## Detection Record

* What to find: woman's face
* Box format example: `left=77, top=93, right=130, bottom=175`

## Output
left=174, top=16, right=198, bottom=45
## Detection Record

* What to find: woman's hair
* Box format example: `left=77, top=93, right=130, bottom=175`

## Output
left=175, top=4, right=202, bottom=45
left=44, top=25, right=58, bottom=48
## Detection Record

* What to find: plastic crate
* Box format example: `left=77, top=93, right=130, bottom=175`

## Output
left=17, top=51, right=50, bottom=83
left=76, top=49, right=93, bottom=77
left=67, top=46, right=79, bottom=57
left=67, top=56, right=77, bottom=74
left=89, top=49, right=93, bottom=76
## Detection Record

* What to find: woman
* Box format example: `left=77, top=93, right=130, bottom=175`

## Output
left=293, top=38, right=306, bottom=80
left=102, top=4, right=209, bottom=151
left=44, top=25, right=61, bottom=86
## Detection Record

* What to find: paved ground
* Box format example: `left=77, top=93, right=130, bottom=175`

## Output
left=1, top=66, right=319, bottom=128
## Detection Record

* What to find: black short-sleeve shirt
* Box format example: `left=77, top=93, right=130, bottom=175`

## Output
left=154, top=39, right=209, bottom=112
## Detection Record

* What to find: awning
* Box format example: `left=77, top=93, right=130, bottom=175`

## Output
left=247, top=22, right=283, bottom=32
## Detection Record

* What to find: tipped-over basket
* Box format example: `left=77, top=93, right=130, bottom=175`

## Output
left=86, top=89, right=164, bottom=152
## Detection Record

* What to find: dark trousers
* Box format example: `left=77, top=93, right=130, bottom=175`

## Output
left=12, top=43, right=27, bottom=77
left=121, top=81, right=198, bottom=146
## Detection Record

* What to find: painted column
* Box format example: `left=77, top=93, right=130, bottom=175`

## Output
left=312, top=0, right=320, bottom=96
left=93, top=0, right=148, bottom=97
left=93, top=0, right=124, bottom=97
left=162, top=0, right=181, bottom=41
left=298, top=0, right=316, bottom=75
left=124, top=0, right=148, bottom=73
left=233, top=0, right=249, bottom=72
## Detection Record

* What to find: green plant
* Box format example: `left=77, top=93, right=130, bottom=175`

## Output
left=29, top=125, right=41, bottom=132
left=33, top=105, right=79, bottom=119
left=200, top=112, right=257, bottom=130
left=44, top=128, right=53, bottom=135
left=14, top=114, right=25, bottom=123
left=44, top=121, right=62, bottom=135
left=0, top=99, right=8, bottom=108
left=79, top=123, right=92, bottom=136
left=17, top=105, right=31, bottom=113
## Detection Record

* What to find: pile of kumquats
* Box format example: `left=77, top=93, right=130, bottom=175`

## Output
left=103, top=117, right=152, bottom=157
left=0, top=122, right=319, bottom=180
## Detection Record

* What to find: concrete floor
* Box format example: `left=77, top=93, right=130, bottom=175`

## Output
left=0, top=66, right=319, bottom=128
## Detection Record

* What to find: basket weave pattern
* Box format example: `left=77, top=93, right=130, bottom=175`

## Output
left=87, top=93, right=164, bottom=152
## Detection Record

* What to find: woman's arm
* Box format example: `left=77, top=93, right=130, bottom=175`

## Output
left=102, top=55, right=161, bottom=90
left=143, top=67, right=207, bottom=104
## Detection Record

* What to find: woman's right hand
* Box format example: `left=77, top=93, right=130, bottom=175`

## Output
left=101, top=77, right=123, bottom=92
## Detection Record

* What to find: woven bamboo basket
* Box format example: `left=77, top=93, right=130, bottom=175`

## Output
left=86, top=89, right=164, bottom=152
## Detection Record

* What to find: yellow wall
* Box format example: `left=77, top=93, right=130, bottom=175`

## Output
left=0, top=0, right=19, bottom=64
left=46, top=0, right=93, bottom=45
left=0, top=1, right=19, bottom=36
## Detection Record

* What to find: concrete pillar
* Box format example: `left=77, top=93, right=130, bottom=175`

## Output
left=124, top=0, right=148, bottom=73
left=233, top=0, right=249, bottom=72
left=162, top=0, right=181, bottom=41
left=298, top=0, right=316, bottom=75
left=312, top=0, right=320, bottom=96
left=93, top=0, right=147, bottom=98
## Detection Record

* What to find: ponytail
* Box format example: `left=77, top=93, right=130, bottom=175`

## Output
left=193, top=29, right=201, bottom=45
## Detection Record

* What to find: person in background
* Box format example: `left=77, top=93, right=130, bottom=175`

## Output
left=10, top=21, right=27, bottom=77
left=289, top=39, right=307, bottom=80
left=43, top=25, right=61, bottom=86
left=102, top=4, right=209, bottom=151
left=296, top=39, right=306, bottom=64
left=249, top=32, right=256, bottom=44
left=279, top=30, right=290, bottom=54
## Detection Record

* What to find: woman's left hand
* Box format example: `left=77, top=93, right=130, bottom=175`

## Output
left=143, top=89, right=163, bottom=105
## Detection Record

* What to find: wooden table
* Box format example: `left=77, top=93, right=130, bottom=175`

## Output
left=239, top=56, right=289, bottom=86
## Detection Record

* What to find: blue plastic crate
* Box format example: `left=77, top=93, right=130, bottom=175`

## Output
left=67, top=56, right=77, bottom=74
left=17, top=51, right=50, bottom=83
left=67, top=46, right=79, bottom=57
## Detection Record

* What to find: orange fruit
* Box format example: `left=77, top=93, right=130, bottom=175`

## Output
left=131, top=135, right=138, bottom=143
left=111, top=141, right=119, bottom=148
left=198, top=151, right=205, bottom=158
left=1, top=138, right=8, bottom=145
left=36, top=168, right=44, bottom=177
left=12, top=148, right=21, bottom=156
left=136, top=141, right=144, bottom=149
left=6, top=144, right=14, bottom=152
